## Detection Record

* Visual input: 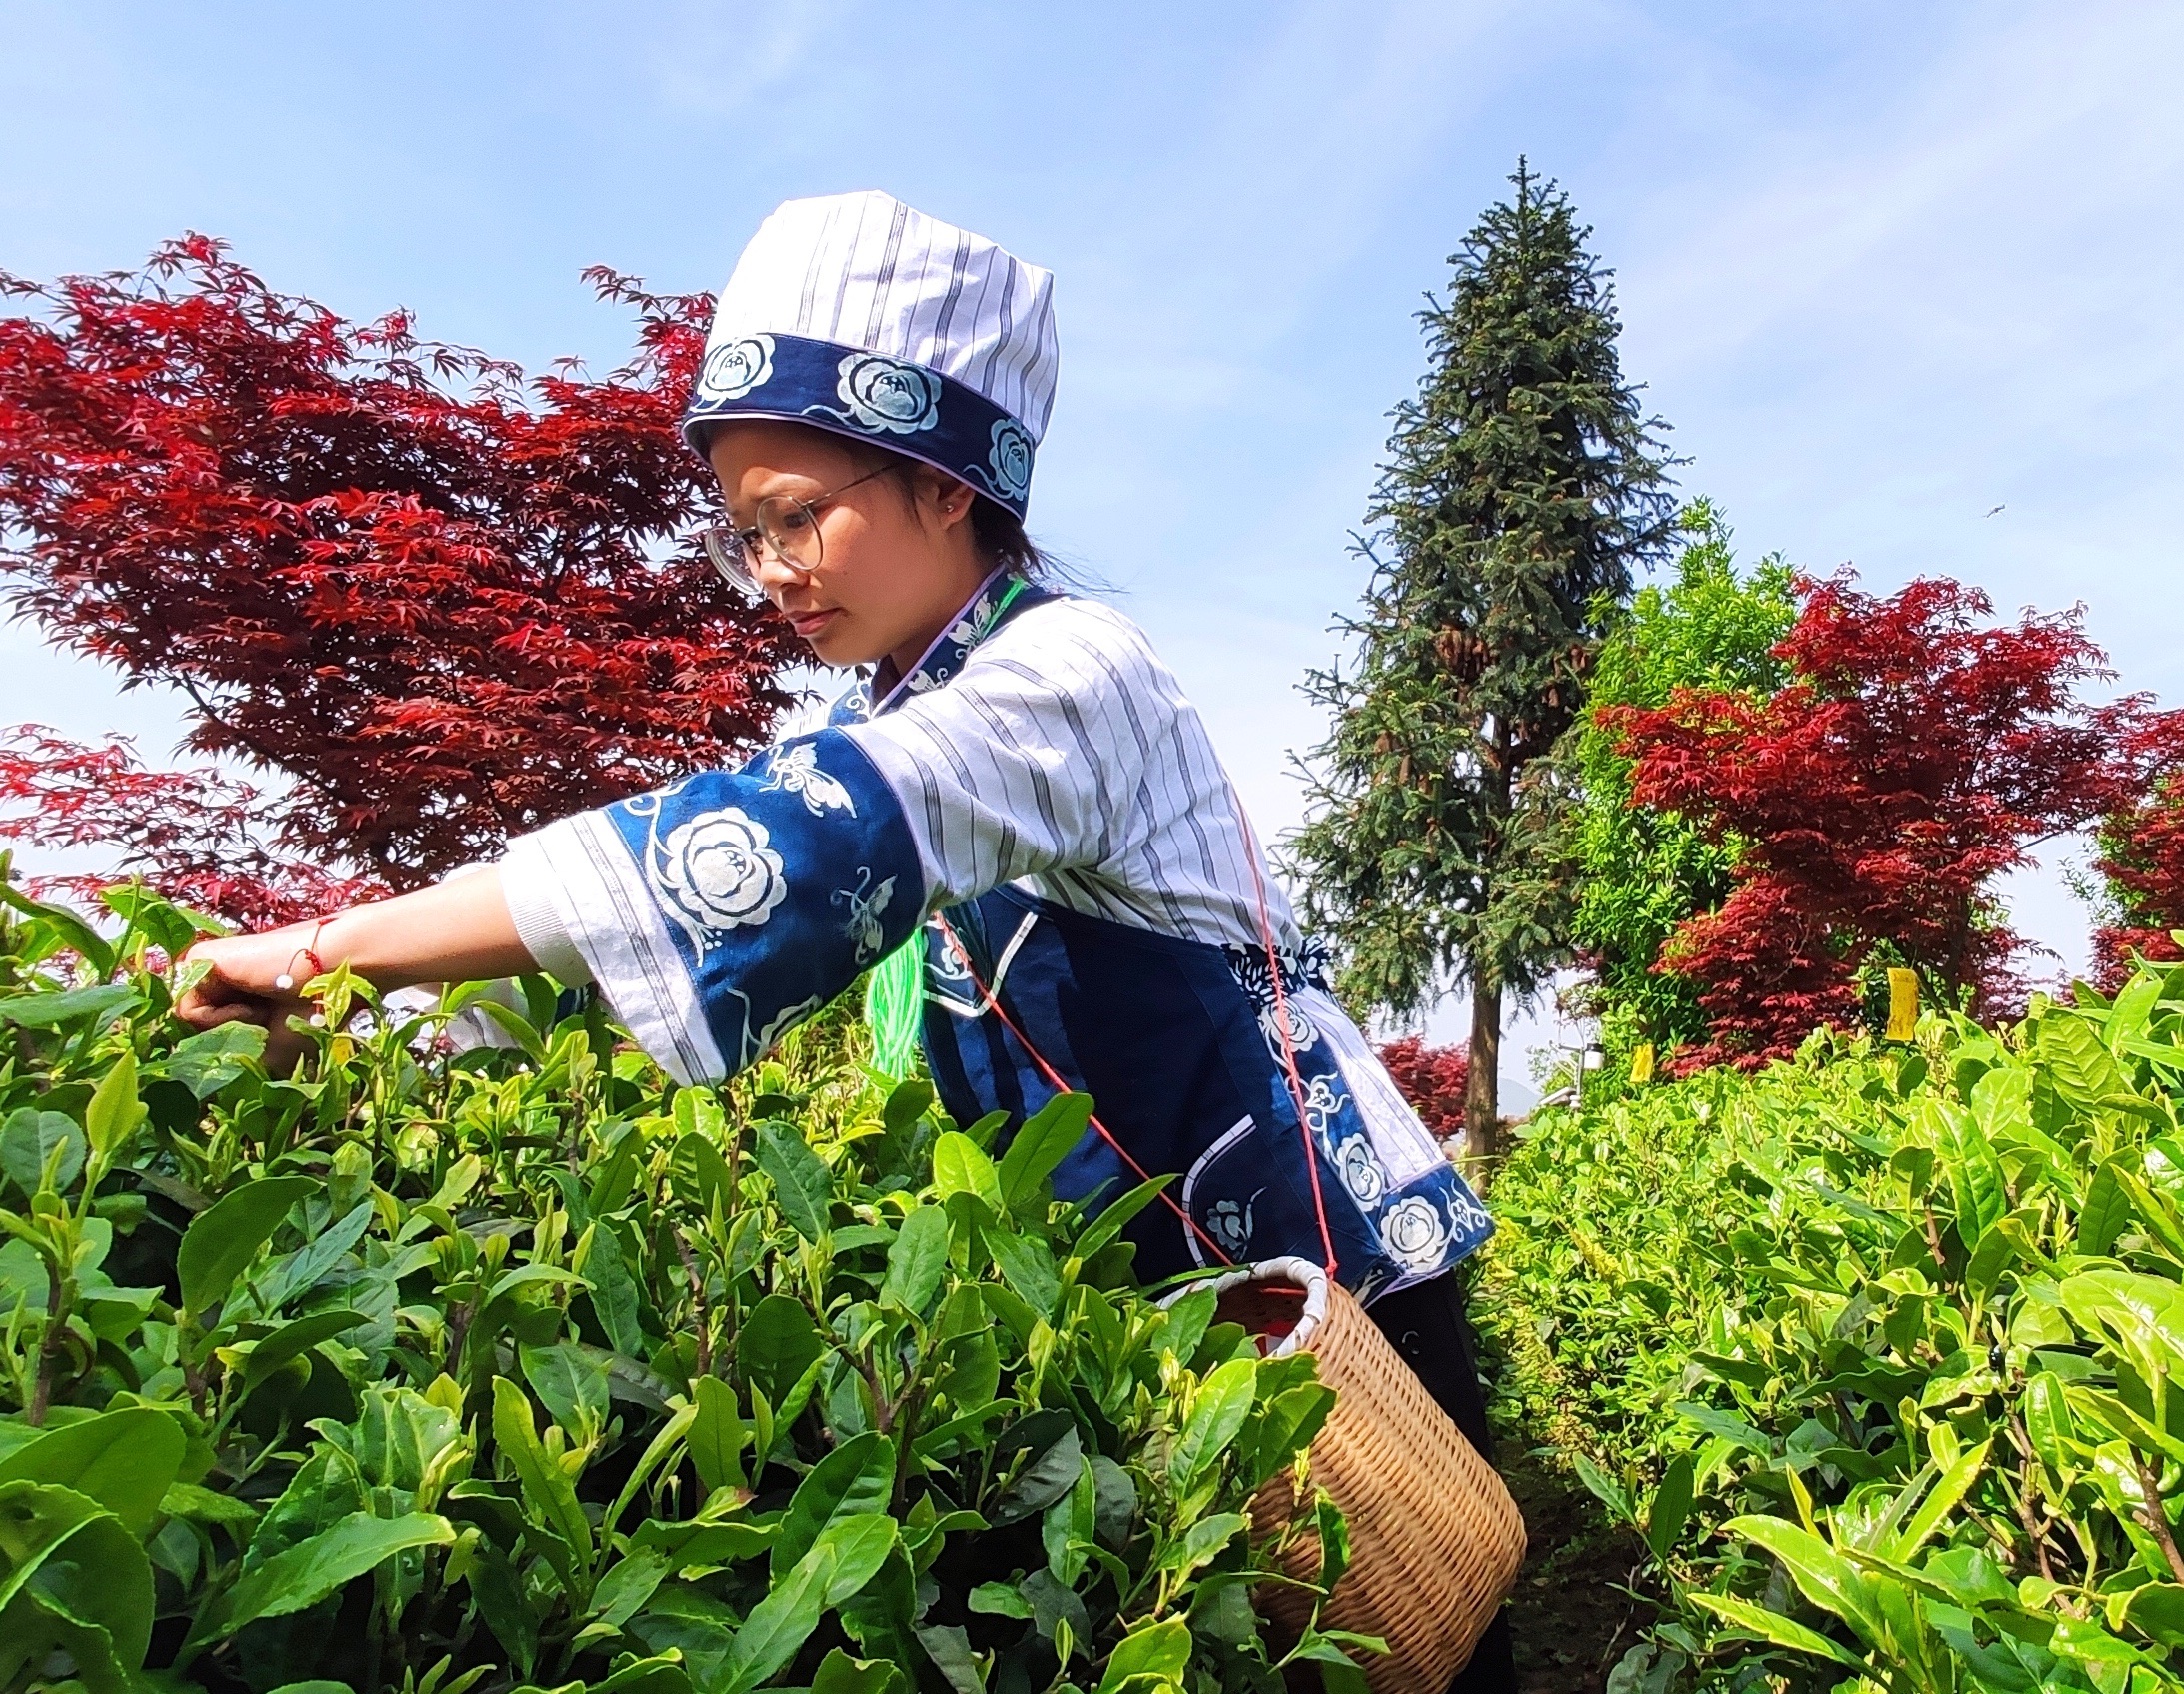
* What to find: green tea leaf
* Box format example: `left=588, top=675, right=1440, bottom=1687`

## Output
left=492, top=1376, right=593, bottom=1565
left=882, top=1077, right=937, bottom=1136
left=2115, top=1166, right=2184, bottom=1263
left=2041, top=1010, right=2130, bottom=1107
left=0, top=882, right=116, bottom=976
left=2023, top=1371, right=2075, bottom=1472
left=1644, top=1453, right=1694, bottom=1561
left=1043, top=1454, right=1097, bottom=1582
left=812, top=1647, right=909, bottom=1694
left=775, top=1432, right=896, bottom=1576
left=1314, top=1491, right=1351, bottom=1592
left=213, top=1509, right=454, bottom=1635
left=1723, top=1515, right=1879, bottom=1642
left=177, top=1175, right=317, bottom=1319
left=995, top=1423, right=1084, bottom=1525
left=2060, top=1268, right=2184, bottom=1383
left=989, top=1226, right=1062, bottom=1315
left=881, top=1203, right=948, bottom=1316
left=245, top=1310, right=368, bottom=1391
left=1170, top=1357, right=1257, bottom=1486
left=969, top=1581, right=1034, bottom=1619
left=1932, top=1099, right=2006, bottom=1246
left=0, top=1407, right=183, bottom=1535
left=1097, top=1618, right=1192, bottom=1694
left=931, top=1131, right=1003, bottom=1214
left=916, top=1623, right=987, bottom=1694
left=737, top=1293, right=826, bottom=1409
left=581, top=1219, right=647, bottom=1358
left=0, top=1478, right=154, bottom=1681
left=999, top=1092, right=1093, bottom=1217
left=756, top=1119, right=834, bottom=1241
left=721, top=1514, right=898, bottom=1694
left=520, top=1339, right=611, bottom=1436
left=0, top=982, right=138, bottom=1030
left=83, top=1047, right=145, bottom=1162
left=1159, top=1508, right=1244, bottom=1581
left=1685, top=1592, right=1862, bottom=1667
left=688, top=1374, right=748, bottom=1495
left=588, top=1547, right=670, bottom=1629
left=1891, top=1437, right=1989, bottom=1559
left=2080, top=1158, right=2132, bottom=1256
left=1091, top=1453, right=1138, bottom=1550
left=0, top=1109, right=84, bottom=1194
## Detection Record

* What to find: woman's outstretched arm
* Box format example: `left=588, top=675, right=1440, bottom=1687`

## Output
left=174, top=867, right=537, bottom=1064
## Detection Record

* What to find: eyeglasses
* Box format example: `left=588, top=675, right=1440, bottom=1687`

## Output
left=695, top=463, right=897, bottom=597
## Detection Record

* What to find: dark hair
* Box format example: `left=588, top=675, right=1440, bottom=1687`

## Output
left=968, top=492, right=1055, bottom=581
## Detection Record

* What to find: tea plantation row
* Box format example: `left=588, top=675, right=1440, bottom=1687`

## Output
left=1479, top=953, right=2184, bottom=1691
left=0, top=881, right=1362, bottom=1694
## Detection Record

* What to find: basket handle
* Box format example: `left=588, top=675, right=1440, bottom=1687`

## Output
left=1156, top=1256, right=1330, bottom=1358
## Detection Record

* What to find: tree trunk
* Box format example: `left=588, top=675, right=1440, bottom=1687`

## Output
left=1465, top=978, right=1503, bottom=1164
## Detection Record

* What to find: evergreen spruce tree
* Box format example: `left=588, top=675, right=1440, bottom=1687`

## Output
left=1287, top=163, right=1676, bottom=1158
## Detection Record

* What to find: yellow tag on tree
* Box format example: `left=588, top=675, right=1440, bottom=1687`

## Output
left=1629, top=1043, right=1655, bottom=1086
left=1885, top=968, right=1919, bottom=1042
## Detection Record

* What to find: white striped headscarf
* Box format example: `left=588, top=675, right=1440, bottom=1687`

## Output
left=683, top=191, right=1059, bottom=518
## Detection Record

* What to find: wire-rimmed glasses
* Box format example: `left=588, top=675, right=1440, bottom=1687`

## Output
left=694, top=462, right=896, bottom=596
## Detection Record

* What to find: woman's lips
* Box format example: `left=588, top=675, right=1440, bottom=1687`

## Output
left=788, top=608, right=840, bottom=639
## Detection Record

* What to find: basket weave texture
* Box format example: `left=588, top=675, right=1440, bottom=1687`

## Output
left=1225, top=1272, right=1527, bottom=1694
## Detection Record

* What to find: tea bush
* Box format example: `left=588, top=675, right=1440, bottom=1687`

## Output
left=1479, top=955, right=2184, bottom=1691
left=0, top=877, right=1361, bottom=1694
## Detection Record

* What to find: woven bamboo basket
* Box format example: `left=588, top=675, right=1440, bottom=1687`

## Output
left=1182, top=1258, right=1526, bottom=1694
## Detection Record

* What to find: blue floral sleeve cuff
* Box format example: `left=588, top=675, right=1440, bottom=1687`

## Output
left=498, top=729, right=927, bottom=1084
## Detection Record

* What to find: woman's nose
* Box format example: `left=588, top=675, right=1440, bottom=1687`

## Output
left=752, top=549, right=809, bottom=596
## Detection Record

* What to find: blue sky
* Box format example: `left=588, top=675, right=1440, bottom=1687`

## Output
left=5, top=1, right=2181, bottom=1089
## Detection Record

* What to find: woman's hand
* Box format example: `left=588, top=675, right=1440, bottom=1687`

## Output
left=175, top=923, right=328, bottom=1071
left=174, top=869, right=540, bottom=1073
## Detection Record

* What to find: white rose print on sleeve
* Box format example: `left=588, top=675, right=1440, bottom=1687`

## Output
left=642, top=805, right=788, bottom=956
left=1378, top=1196, right=1453, bottom=1273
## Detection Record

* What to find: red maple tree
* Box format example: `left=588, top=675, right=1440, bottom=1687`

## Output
left=0, top=726, right=381, bottom=927
left=1377, top=1034, right=1470, bottom=1140
left=1607, top=574, right=2132, bottom=1069
left=0, top=237, right=799, bottom=912
left=2092, top=709, right=2184, bottom=986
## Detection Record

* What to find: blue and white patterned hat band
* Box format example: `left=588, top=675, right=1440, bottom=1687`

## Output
left=684, top=191, right=1059, bottom=520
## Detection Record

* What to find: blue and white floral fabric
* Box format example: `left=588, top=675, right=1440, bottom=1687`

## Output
left=680, top=191, right=1058, bottom=521
left=499, top=573, right=1492, bottom=1301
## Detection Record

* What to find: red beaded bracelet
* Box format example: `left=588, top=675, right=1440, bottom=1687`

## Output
left=274, top=917, right=331, bottom=994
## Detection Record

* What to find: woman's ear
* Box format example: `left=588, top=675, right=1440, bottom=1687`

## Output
left=908, top=464, right=978, bottom=535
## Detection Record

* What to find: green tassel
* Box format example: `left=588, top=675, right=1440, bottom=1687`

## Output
left=864, top=937, right=924, bottom=1079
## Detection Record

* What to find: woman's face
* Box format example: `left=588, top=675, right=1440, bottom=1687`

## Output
left=707, top=419, right=984, bottom=672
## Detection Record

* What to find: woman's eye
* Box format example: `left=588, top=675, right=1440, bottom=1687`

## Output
left=778, top=507, right=815, bottom=533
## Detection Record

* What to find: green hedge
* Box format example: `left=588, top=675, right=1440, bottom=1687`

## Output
left=1478, top=958, right=2184, bottom=1691
left=0, top=879, right=1367, bottom=1694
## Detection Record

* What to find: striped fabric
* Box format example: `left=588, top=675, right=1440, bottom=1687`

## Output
left=498, top=580, right=1487, bottom=1293
left=715, top=191, right=1059, bottom=441
left=850, top=596, right=1305, bottom=956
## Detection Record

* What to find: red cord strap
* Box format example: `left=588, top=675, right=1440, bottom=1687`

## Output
left=933, top=912, right=1234, bottom=1267
left=1230, top=791, right=1340, bottom=1279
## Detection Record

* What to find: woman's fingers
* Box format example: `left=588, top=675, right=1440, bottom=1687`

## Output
left=174, top=993, right=270, bottom=1032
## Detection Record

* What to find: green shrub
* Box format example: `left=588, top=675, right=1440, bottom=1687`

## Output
left=0, top=878, right=1362, bottom=1694
left=1478, top=959, right=2184, bottom=1691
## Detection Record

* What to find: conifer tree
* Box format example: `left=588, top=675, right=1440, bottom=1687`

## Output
left=1288, top=164, right=1676, bottom=1156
